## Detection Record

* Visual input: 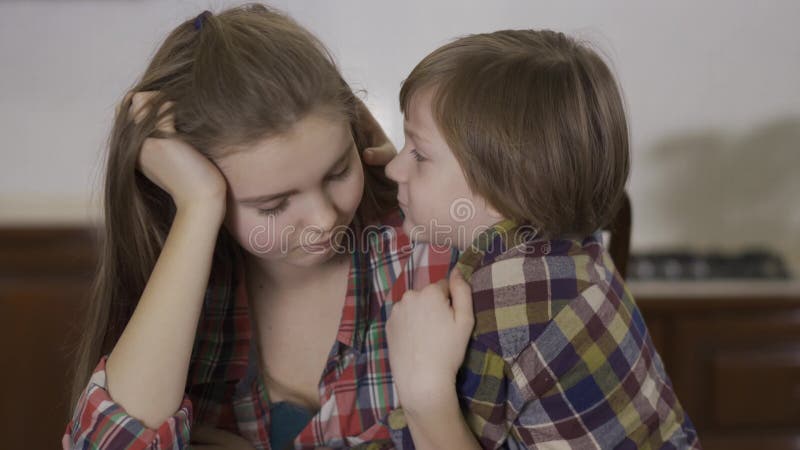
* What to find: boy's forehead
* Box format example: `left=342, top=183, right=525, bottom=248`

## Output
left=403, top=90, right=437, bottom=140
left=407, top=87, right=435, bottom=118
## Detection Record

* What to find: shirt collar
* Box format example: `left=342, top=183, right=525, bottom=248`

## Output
left=454, top=219, right=604, bottom=282
left=333, top=222, right=370, bottom=352
left=454, top=218, right=535, bottom=282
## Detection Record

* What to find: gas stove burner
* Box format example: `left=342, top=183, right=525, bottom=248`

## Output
left=629, top=249, right=792, bottom=280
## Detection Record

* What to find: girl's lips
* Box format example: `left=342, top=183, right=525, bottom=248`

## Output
left=303, top=240, right=334, bottom=255
left=308, top=238, right=332, bottom=248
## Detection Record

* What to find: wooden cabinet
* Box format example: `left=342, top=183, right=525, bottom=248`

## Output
left=3, top=226, right=799, bottom=449
left=0, top=227, right=97, bottom=450
left=633, top=281, right=800, bottom=450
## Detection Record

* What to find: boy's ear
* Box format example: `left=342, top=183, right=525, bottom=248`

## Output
left=486, top=204, right=504, bottom=220
left=475, top=194, right=504, bottom=220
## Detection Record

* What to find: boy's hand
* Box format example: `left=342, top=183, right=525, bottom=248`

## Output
left=363, top=142, right=397, bottom=166
left=353, top=96, right=398, bottom=166
left=386, top=269, right=474, bottom=413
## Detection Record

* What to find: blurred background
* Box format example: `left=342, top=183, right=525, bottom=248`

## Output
left=1, top=1, right=798, bottom=449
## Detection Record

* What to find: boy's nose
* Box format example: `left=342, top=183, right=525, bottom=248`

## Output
left=385, top=150, right=406, bottom=183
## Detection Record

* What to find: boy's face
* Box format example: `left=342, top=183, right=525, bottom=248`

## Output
left=386, top=87, right=502, bottom=251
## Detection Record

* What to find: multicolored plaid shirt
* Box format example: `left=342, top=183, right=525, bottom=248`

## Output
left=62, top=208, right=459, bottom=450
left=386, top=219, right=702, bottom=449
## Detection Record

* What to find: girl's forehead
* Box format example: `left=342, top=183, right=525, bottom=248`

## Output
left=215, top=113, right=354, bottom=196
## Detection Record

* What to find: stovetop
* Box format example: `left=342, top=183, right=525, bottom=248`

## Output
left=628, top=249, right=792, bottom=281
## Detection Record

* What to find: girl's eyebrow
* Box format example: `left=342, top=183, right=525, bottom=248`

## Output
left=238, top=142, right=353, bottom=205
left=239, top=189, right=298, bottom=205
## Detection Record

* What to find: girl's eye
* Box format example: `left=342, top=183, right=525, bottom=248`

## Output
left=326, top=163, right=352, bottom=181
left=410, top=149, right=426, bottom=162
left=257, top=163, right=350, bottom=217
left=258, top=201, right=288, bottom=216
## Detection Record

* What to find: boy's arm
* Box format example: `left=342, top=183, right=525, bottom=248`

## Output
left=401, top=387, right=481, bottom=450
left=454, top=282, right=702, bottom=449
left=385, top=268, right=480, bottom=449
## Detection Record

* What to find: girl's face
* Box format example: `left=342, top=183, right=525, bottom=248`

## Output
left=216, top=110, right=364, bottom=268
left=386, top=88, right=501, bottom=251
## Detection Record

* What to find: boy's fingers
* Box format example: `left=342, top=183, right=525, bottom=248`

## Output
left=433, top=278, right=450, bottom=300
left=363, top=143, right=397, bottom=166
left=449, top=269, right=474, bottom=328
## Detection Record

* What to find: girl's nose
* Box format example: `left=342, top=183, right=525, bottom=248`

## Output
left=308, top=191, right=338, bottom=233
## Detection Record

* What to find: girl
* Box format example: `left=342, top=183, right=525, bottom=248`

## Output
left=63, top=4, right=456, bottom=449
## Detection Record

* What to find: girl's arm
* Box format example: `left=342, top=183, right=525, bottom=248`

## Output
left=105, top=201, right=223, bottom=429
left=104, top=93, right=228, bottom=429
left=385, top=269, right=481, bottom=450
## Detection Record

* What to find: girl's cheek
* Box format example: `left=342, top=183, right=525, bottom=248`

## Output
left=246, top=214, right=278, bottom=255
left=225, top=209, right=251, bottom=251
left=226, top=208, right=285, bottom=256
left=343, top=166, right=365, bottom=212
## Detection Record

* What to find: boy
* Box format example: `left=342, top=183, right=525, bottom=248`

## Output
left=383, top=30, right=701, bottom=449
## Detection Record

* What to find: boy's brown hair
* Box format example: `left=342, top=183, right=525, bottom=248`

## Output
left=400, top=29, right=630, bottom=239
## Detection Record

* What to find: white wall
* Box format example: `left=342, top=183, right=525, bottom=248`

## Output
left=1, top=0, right=798, bottom=270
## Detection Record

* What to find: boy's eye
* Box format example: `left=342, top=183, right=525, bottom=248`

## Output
left=410, top=149, right=427, bottom=162
left=257, top=201, right=288, bottom=216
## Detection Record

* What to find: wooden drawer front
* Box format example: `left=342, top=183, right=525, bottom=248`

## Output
left=0, top=227, right=98, bottom=450
left=669, top=310, right=800, bottom=431
left=0, top=280, right=93, bottom=450
left=712, top=346, right=800, bottom=427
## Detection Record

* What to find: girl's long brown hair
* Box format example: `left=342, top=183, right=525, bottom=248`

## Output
left=68, top=3, right=396, bottom=414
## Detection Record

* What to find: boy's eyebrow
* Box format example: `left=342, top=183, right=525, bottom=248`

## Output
left=238, top=143, right=352, bottom=205
left=403, top=123, right=430, bottom=144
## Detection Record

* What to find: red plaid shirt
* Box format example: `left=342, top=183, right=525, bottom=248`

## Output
left=63, top=208, right=459, bottom=449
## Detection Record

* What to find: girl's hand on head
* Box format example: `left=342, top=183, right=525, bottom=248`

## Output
left=124, top=91, right=227, bottom=218
left=385, top=269, right=475, bottom=414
